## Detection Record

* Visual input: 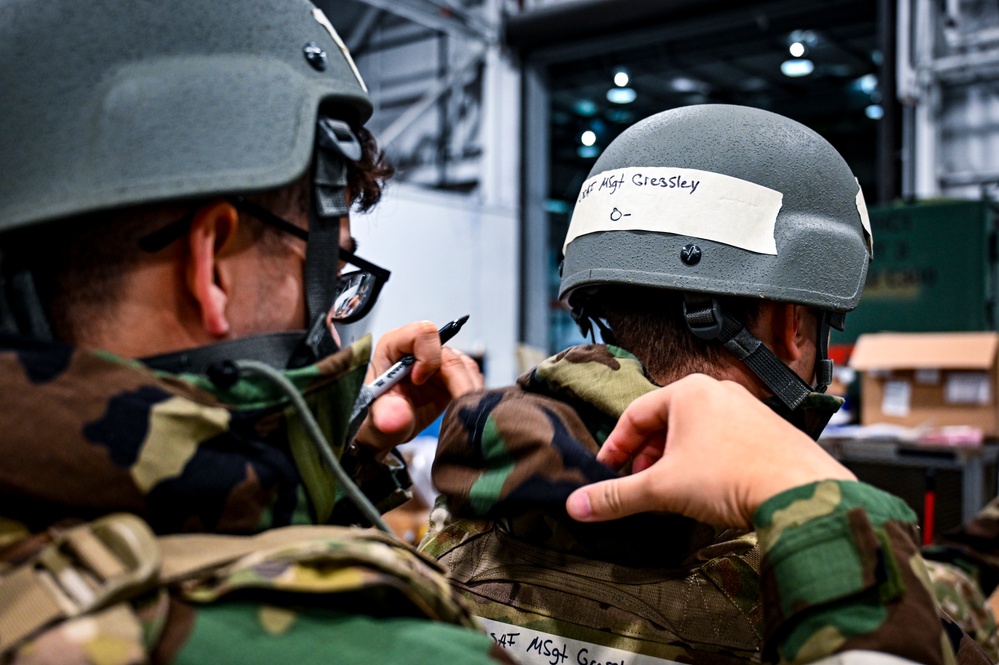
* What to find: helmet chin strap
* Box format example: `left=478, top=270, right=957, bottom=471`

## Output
left=142, top=332, right=307, bottom=375
left=0, top=247, right=54, bottom=340
left=682, top=293, right=814, bottom=411
left=290, top=119, right=357, bottom=368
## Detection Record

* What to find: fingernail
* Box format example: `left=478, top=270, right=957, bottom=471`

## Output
left=567, top=491, right=592, bottom=520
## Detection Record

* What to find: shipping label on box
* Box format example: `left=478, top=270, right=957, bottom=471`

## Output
left=850, top=332, right=999, bottom=436
left=945, top=372, right=991, bottom=405
left=882, top=380, right=912, bottom=417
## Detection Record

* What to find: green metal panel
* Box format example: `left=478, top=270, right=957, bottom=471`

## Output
left=833, top=200, right=997, bottom=345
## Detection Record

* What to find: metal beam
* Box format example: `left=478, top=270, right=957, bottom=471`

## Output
left=519, top=63, right=551, bottom=351
left=352, top=0, right=496, bottom=42
left=345, top=6, right=383, bottom=53
left=379, top=45, right=488, bottom=148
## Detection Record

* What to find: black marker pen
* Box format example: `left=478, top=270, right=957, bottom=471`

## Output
left=366, top=315, right=469, bottom=399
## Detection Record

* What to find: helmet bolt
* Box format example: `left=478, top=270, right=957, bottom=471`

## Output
left=303, top=42, right=328, bottom=71
left=680, top=243, right=702, bottom=266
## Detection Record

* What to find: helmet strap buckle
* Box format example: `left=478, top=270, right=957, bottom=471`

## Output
left=813, top=310, right=847, bottom=393
left=681, top=294, right=725, bottom=340
left=0, top=249, right=53, bottom=340
left=683, top=293, right=812, bottom=411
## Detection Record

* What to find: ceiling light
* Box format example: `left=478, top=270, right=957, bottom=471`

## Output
left=580, top=130, right=597, bottom=146
left=857, top=73, right=878, bottom=94
left=573, top=99, right=598, bottom=117
left=613, top=70, right=630, bottom=87
left=789, top=42, right=805, bottom=57
left=606, top=87, right=637, bottom=104
left=669, top=77, right=709, bottom=94
left=780, top=59, right=814, bottom=77
left=865, top=104, right=884, bottom=120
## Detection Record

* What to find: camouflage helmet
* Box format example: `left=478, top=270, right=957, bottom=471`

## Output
left=560, top=105, right=874, bottom=410
left=0, top=0, right=372, bottom=233
left=560, top=104, right=873, bottom=312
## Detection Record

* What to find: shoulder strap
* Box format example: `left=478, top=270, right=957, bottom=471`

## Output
left=0, top=513, right=159, bottom=653
left=2, top=516, right=470, bottom=657
left=156, top=524, right=400, bottom=583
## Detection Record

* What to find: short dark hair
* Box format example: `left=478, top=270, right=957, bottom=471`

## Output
left=348, top=126, right=394, bottom=212
left=580, top=286, right=764, bottom=385
left=10, top=124, right=393, bottom=343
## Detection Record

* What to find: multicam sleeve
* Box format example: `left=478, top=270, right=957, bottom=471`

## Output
left=754, top=480, right=990, bottom=665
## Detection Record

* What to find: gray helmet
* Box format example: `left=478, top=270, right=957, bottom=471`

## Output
left=561, top=104, right=872, bottom=311
left=561, top=105, right=873, bottom=409
left=0, top=0, right=376, bottom=370
left=0, top=0, right=372, bottom=233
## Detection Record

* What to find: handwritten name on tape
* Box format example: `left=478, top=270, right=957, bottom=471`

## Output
left=564, top=167, right=783, bottom=256
left=478, top=617, right=683, bottom=665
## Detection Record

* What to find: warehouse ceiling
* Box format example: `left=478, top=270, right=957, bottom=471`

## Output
left=317, top=0, right=886, bottom=202
left=526, top=0, right=886, bottom=212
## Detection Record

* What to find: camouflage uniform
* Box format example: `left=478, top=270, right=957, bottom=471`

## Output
left=930, top=496, right=999, bottom=598
left=923, top=494, right=999, bottom=663
left=924, top=560, right=999, bottom=661
left=0, top=335, right=508, bottom=663
left=422, top=344, right=991, bottom=665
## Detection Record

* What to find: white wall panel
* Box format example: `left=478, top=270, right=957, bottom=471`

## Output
left=338, top=184, right=520, bottom=387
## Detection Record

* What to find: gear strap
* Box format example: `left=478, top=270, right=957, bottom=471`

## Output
left=0, top=514, right=159, bottom=654
left=296, top=117, right=365, bottom=366
left=683, top=294, right=812, bottom=411
left=0, top=516, right=418, bottom=656
left=156, top=524, right=403, bottom=583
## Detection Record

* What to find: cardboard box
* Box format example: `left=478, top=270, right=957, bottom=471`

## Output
left=850, top=332, right=999, bottom=436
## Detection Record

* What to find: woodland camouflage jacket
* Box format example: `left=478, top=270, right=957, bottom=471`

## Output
left=0, top=334, right=506, bottom=664
left=423, top=344, right=993, bottom=665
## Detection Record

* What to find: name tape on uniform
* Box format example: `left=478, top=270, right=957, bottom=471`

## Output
left=564, top=167, right=783, bottom=256
left=478, top=617, right=684, bottom=665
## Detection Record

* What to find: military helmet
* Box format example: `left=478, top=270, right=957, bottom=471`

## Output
left=560, top=104, right=874, bottom=411
left=560, top=104, right=873, bottom=313
left=0, top=0, right=372, bottom=233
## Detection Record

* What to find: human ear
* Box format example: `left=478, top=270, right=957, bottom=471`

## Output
left=793, top=305, right=818, bottom=353
left=185, top=200, right=240, bottom=338
left=765, top=302, right=803, bottom=364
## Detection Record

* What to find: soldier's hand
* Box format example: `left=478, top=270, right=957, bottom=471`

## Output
left=355, top=320, right=483, bottom=458
left=565, top=374, right=855, bottom=529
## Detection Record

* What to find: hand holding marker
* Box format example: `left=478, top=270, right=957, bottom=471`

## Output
left=350, top=315, right=470, bottom=426
left=367, top=315, right=470, bottom=398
